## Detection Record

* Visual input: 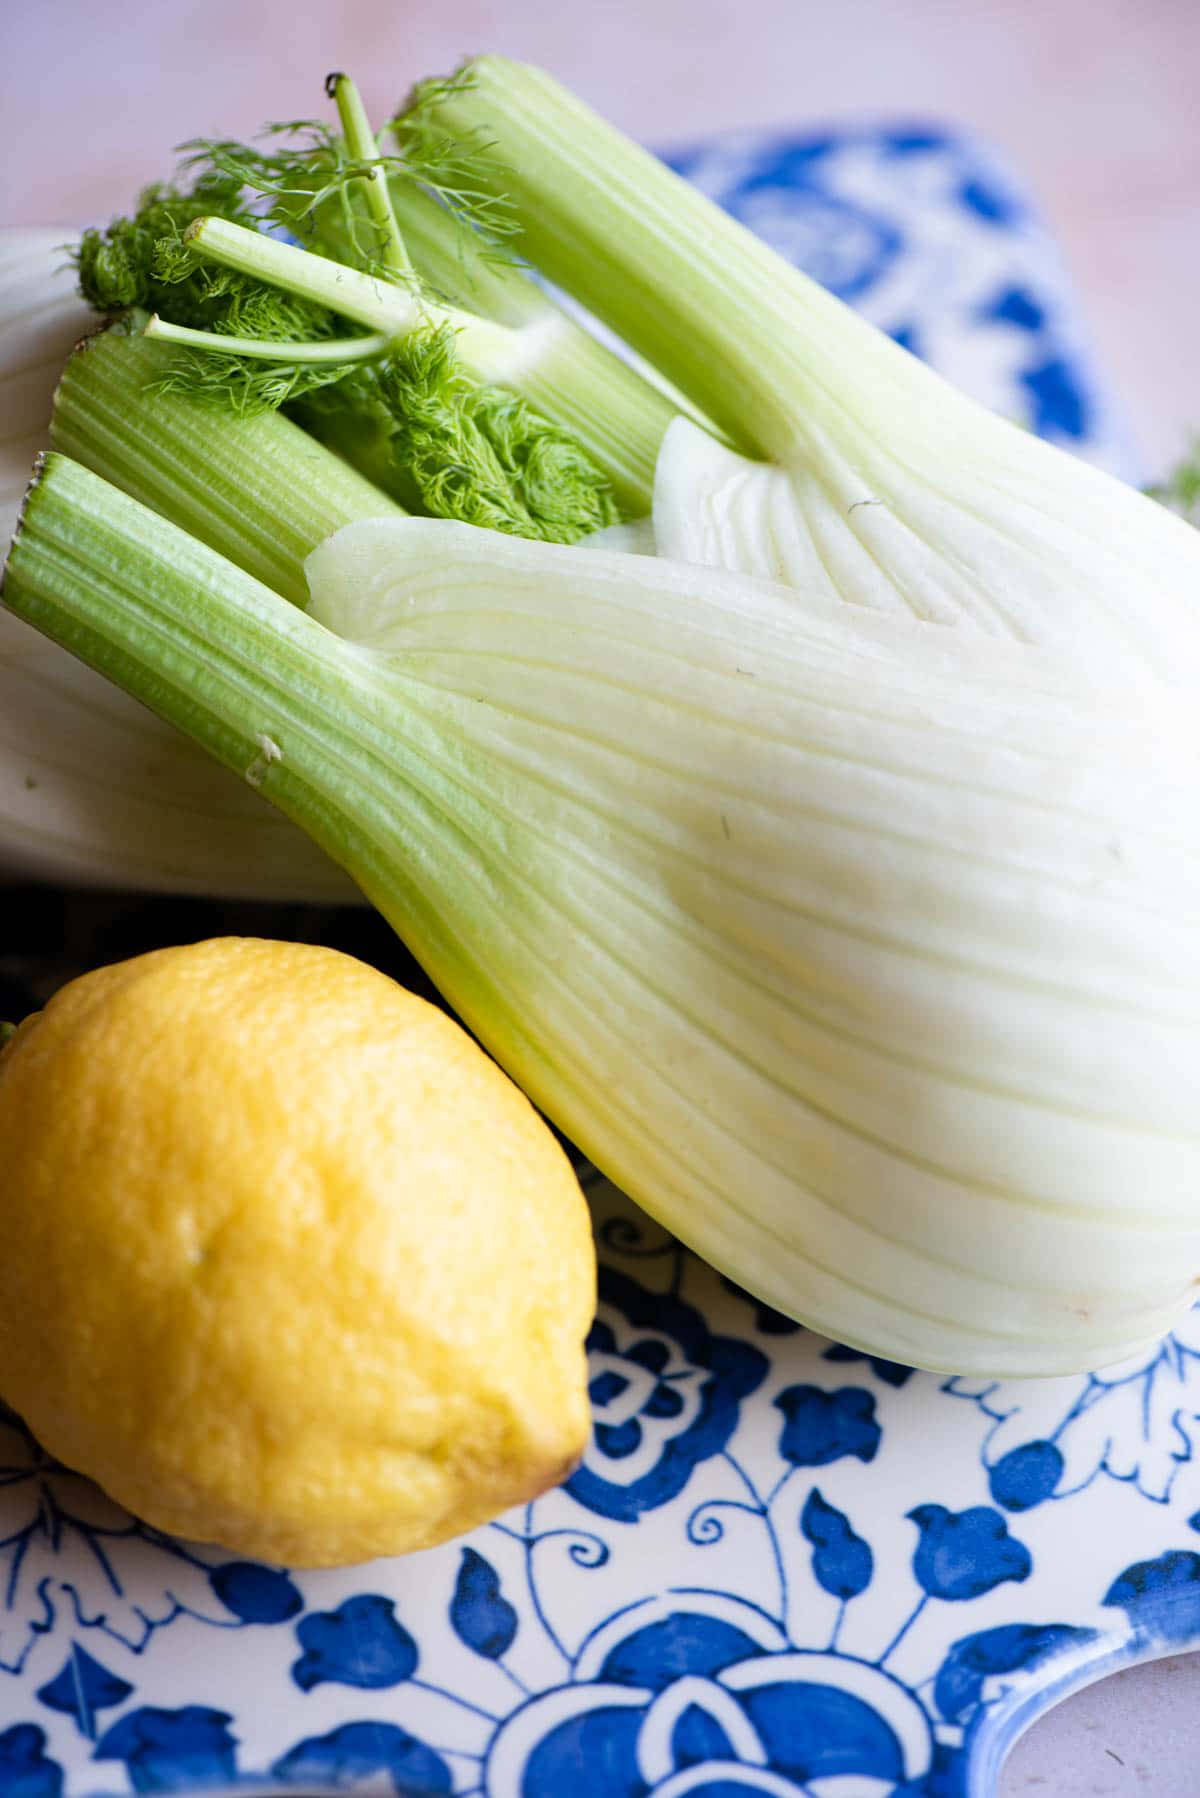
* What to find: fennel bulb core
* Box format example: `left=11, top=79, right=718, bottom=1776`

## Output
left=654, top=413, right=1200, bottom=685
left=302, top=516, right=1200, bottom=1377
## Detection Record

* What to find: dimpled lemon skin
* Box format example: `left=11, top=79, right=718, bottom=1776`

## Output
left=0, top=937, right=596, bottom=1567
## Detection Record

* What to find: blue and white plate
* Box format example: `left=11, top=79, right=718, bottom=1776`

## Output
left=3, top=126, right=1191, bottom=1798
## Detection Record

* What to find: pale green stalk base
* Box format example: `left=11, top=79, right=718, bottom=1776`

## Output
left=50, top=328, right=404, bottom=607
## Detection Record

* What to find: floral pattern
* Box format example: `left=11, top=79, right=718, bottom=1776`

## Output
left=566, top=1270, right=768, bottom=1522
left=945, top=1304, right=1200, bottom=1517
left=0, top=122, right=1174, bottom=1797
left=3, top=1183, right=1198, bottom=1797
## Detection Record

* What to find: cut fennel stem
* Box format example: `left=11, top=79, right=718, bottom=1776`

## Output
left=7, top=454, right=1200, bottom=1375
left=414, top=60, right=1200, bottom=682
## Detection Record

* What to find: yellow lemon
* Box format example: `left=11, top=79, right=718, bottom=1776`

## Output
left=0, top=937, right=595, bottom=1566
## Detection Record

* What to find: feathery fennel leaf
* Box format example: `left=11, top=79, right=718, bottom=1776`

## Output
left=74, top=172, right=255, bottom=319
left=299, top=323, right=620, bottom=538
left=74, top=171, right=373, bottom=414
left=67, top=73, right=627, bottom=531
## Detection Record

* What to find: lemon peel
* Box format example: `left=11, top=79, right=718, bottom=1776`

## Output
left=0, top=937, right=595, bottom=1567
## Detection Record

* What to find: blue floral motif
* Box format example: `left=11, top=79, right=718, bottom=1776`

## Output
left=933, top=1624, right=1094, bottom=1725
left=492, top=1595, right=937, bottom=1796
left=957, top=173, right=1025, bottom=225
left=669, top=134, right=903, bottom=302
left=449, top=1547, right=518, bottom=1660
left=800, top=1490, right=874, bottom=1600
left=35, top=1643, right=132, bottom=1737
left=979, top=284, right=1046, bottom=331
left=776, top=1384, right=881, bottom=1467
left=1103, top=1550, right=1200, bottom=1642
left=206, top=1561, right=302, bottom=1625
left=1020, top=356, right=1090, bottom=440
left=0, top=1724, right=62, bottom=1798
left=718, top=1277, right=803, bottom=1337
left=292, top=1594, right=418, bottom=1692
left=0, top=1406, right=294, bottom=1674
left=987, top=1441, right=1064, bottom=1513
left=272, top=1722, right=452, bottom=1794
left=822, top=1344, right=916, bottom=1388
left=946, top=1305, right=1200, bottom=1515
left=908, top=1506, right=1032, bottom=1602
left=566, top=1270, right=768, bottom=1521
left=93, top=1706, right=237, bottom=1793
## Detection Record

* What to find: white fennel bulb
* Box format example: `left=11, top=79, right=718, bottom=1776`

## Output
left=299, top=519, right=1200, bottom=1377
left=8, top=459, right=1200, bottom=1375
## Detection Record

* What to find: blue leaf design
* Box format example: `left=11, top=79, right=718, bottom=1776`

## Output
left=987, top=1440, right=1063, bottom=1513
left=292, top=1594, right=418, bottom=1692
left=800, top=1489, right=873, bottom=1599
left=598, top=1613, right=765, bottom=1692
left=908, top=1505, right=1032, bottom=1601
left=0, top=1724, right=62, bottom=1798
left=273, top=1721, right=451, bottom=1794
left=36, top=1643, right=133, bottom=1738
left=1020, top=357, right=1089, bottom=439
left=93, top=1707, right=237, bottom=1794
left=449, top=1548, right=518, bottom=1660
left=775, top=1385, right=880, bottom=1467
left=207, top=1561, right=303, bottom=1624
left=883, top=128, right=949, bottom=155
left=979, top=285, right=1045, bottom=332
left=567, top=1269, right=768, bottom=1521
left=934, top=1623, right=1095, bottom=1724
left=889, top=323, right=923, bottom=358
left=595, top=1419, right=643, bottom=1459
left=822, top=1345, right=914, bottom=1388
left=957, top=174, right=1023, bottom=225
left=1104, top=1550, right=1200, bottom=1640
left=719, top=1276, right=803, bottom=1336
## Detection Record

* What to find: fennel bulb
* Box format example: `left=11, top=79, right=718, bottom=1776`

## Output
left=6, top=452, right=1200, bottom=1376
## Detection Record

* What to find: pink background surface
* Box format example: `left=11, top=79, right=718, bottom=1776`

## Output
left=4, top=1, right=1200, bottom=1788
left=3, top=0, right=1199, bottom=478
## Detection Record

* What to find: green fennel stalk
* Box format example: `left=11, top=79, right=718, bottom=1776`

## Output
left=50, top=325, right=404, bottom=606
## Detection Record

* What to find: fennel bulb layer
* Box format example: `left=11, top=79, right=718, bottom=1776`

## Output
left=7, top=454, right=1200, bottom=1376
left=0, top=232, right=361, bottom=899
